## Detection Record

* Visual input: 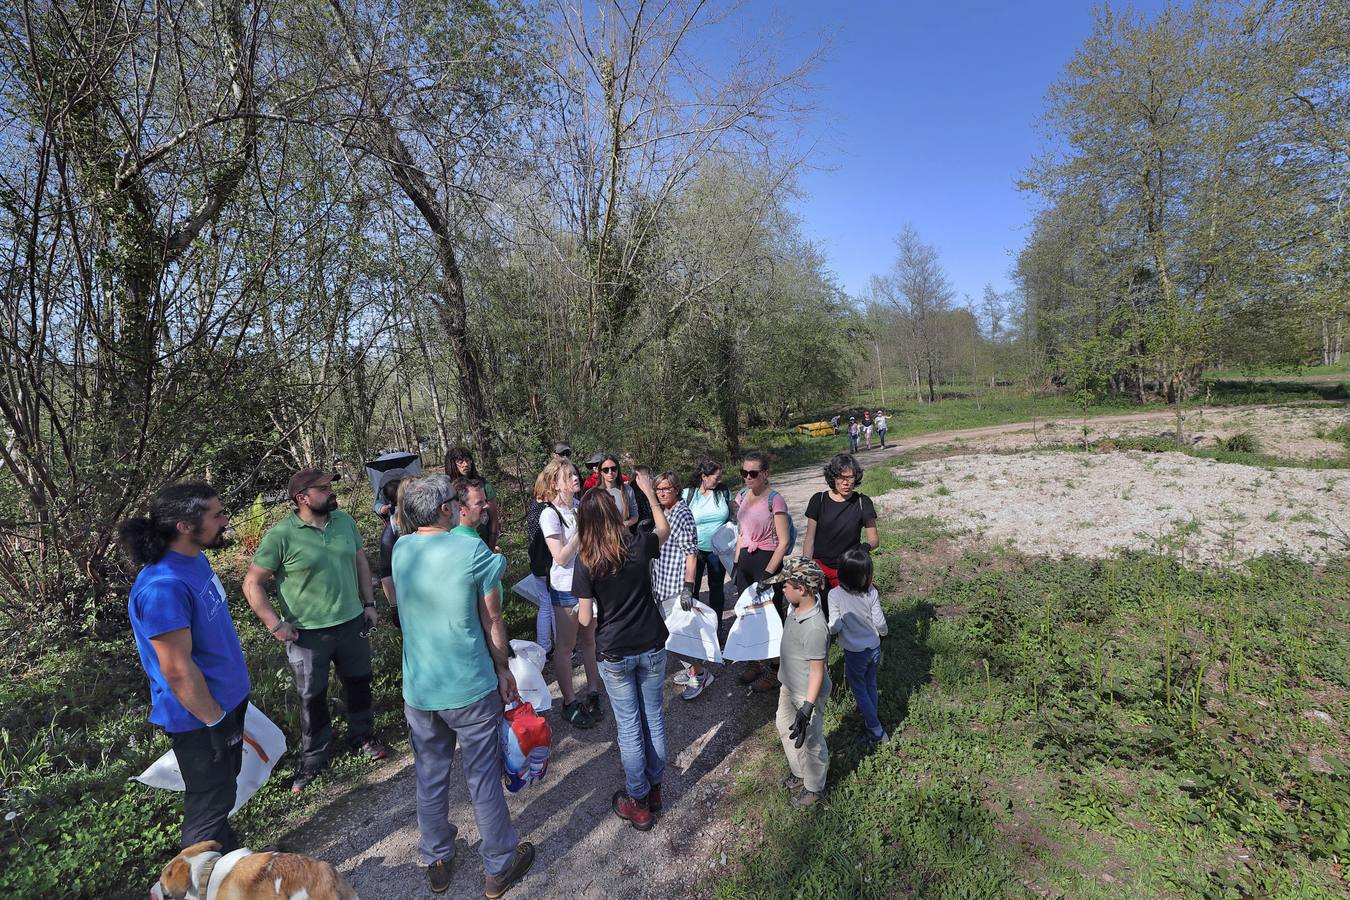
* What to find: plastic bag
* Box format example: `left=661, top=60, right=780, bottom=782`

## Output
left=663, top=599, right=724, bottom=663
left=722, top=584, right=783, bottom=661
left=500, top=702, right=552, bottom=792
left=710, top=523, right=737, bottom=574
left=510, top=575, right=549, bottom=608
left=508, top=639, right=551, bottom=711
left=132, top=703, right=286, bottom=816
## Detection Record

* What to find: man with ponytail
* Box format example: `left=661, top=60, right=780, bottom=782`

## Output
left=120, top=481, right=251, bottom=853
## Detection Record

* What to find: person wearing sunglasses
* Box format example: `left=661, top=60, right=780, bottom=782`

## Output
left=596, top=454, right=639, bottom=532
left=731, top=451, right=792, bottom=693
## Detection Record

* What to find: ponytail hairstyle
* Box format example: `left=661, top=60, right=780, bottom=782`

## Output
left=117, top=482, right=220, bottom=567
left=837, top=543, right=874, bottom=595
left=576, top=486, right=630, bottom=579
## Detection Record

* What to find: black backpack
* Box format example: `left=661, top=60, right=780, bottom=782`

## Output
left=528, top=504, right=561, bottom=577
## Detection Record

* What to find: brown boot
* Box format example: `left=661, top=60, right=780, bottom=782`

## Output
left=737, top=661, right=764, bottom=684
left=483, top=842, right=534, bottom=898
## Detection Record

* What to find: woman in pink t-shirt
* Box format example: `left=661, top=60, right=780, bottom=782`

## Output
left=731, top=450, right=791, bottom=692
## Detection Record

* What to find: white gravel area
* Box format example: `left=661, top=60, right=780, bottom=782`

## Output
left=877, top=451, right=1350, bottom=565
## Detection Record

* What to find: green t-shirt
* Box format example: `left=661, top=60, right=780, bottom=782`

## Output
left=392, top=530, right=507, bottom=711
left=253, top=510, right=364, bottom=630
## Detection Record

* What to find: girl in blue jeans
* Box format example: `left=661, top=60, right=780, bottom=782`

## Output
left=826, top=544, right=889, bottom=744
left=574, top=471, right=672, bottom=831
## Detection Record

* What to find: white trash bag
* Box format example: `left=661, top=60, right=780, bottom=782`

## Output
left=662, top=599, right=724, bottom=664
left=710, top=523, right=737, bottom=574
left=721, top=584, right=783, bottom=662
left=510, top=575, right=549, bottom=608
left=508, top=639, right=552, bottom=711
left=132, top=703, right=286, bottom=816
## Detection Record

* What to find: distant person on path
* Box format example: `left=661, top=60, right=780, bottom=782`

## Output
left=574, top=471, right=671, bottom=831
left=828, top=544, right=888, bottom=747
left=847, top=416, right=860, bottom=453
left=683, top=459, right=735, bottom=621
left=762, top=557, right=831, bottom=808
left=447, top=447, right=500, bottom=549
left=651, top=470, right=713, bottom=700
left=829, top=414, right=841, bottom=433
left=862, top=410, right=874, bottom=450
left=120, top=482, right=250, bottom=853
left=802, top=453, right=879, bottom=604
left=874, top=410, right=889, bottom=448
left=596, top=453, right=639, bottom=531
left=538, top=459, right=604, bottom=728
left=391, top=474, right=535, bottom=896
left=731, top=450, right=791, bottom=693
left=244, top=468, right=389, bottom=793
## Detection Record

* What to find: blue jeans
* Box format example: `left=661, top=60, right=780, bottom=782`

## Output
left=877, top=427, right=888, bottom=447
left=848, top=433, right=859, bottom=452
left=549, top=586, right=578, bottom=608
left=598, top=647, right=667, bottom=800
left=843, top=645, right=884, bottom=740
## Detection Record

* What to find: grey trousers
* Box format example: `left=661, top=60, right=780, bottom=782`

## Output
left=776, top=685, right=829, bottom=793
left=404, top=692, right=520, bottom=877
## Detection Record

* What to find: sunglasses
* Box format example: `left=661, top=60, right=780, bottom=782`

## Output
left=740, top=469, right=763, bottom=479
left=600, top=466, right=618, bottom=474
left=559, top=449, right=572, bottom=457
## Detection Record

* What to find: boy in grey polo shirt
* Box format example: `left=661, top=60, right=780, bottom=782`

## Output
left=762, top=557, right=831, bottom=808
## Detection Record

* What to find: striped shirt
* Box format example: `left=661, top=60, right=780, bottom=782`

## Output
left=651, top=502, right=697, bottom=601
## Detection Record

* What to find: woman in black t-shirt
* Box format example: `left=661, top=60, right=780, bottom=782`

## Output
left=803, top=453, right=879, bottom=595
left=575, top=470, right=671, bottom=831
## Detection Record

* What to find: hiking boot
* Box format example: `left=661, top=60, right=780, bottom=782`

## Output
left=782, top=772, right=804, bottom=792
left=290, top=768, right=320, bottom=793
left=681, top=670, right=714, bottom=701
left=611, top=789, right=654, bottom=831
left=357, top=737, right=389, bottom=761
left=427, top=858, right=453, bottom=894
left=750, top=671, right=779, bottom=693
left=586, top=691, right=605, bottom=721
left=647, top=783, right=662, bottom=814
left=483, top=842, right=534, bottom=899
left=737, top=661, right=764, bottom=684
left=561, top=700, right=594, bottom=729
left=791, top=787, right=823, bottom=808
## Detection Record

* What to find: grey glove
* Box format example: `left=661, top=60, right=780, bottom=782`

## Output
left=678, top=583, right=695, bottom=611
left=788, top=700, right=815, bottom=748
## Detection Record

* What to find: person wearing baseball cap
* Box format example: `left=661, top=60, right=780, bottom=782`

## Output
left=582, top=451, right=605, bottom=491
left=760, top=556, right=831, bottom=808
left=243, top=467, right=389, bottom=792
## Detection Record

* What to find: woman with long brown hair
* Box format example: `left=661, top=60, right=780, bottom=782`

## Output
left=574, top=470, right=671, bottom=831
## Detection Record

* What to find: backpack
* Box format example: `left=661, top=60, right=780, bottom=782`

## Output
left=528, top=504, right=561, bottom=578
left=737, top=488, right=796, bottom=555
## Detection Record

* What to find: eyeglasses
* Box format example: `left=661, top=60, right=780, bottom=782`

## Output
left=655, top=485, right=676, bottom=493
left=836, top=473, right=857, bottom=482
left=600, top=466, right=618, bottom=474
left=740, top=469, right=763, bottom=479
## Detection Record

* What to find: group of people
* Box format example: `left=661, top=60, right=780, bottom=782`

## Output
left=846, top=409, right=890, bottom=451
left=119, top=442, right=889, bottom=896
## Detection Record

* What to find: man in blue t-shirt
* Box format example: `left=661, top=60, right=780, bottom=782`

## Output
left=119, top=482, right=251, bottom=852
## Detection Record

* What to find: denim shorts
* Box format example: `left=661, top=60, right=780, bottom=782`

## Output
left=549, top=586, right=579, bottom=608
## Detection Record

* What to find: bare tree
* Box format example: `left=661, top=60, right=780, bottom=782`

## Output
left=872, top=226, right=956, bottom=403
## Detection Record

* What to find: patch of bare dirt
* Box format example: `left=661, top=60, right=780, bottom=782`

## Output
left=877, top=450, right=1350, bottom=566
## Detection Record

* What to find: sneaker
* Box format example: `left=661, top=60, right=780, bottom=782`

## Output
left=750, top=671, right=779, bottom=693
left=561, top=701, right=594, bottom=730
left=782, top=772, right=804, bottom=792
left=357, top=738, right=389, bottom=761
left=611, top=789, right=654, bottom=831
left=737, top=661, right=764, bottom=685
left=672, top=665, right=693, bottom=686
left=648, top=783, right=662, bottom=814
left=791, top=788, right=823, bottom=808
left=290, top=768, right=320, bottom=793
left=586, top=691, right=605, bottom=721
left=427, top=858, right=453, bottom=894
left=483, top=842, right=534, bottom=899
left=681, top=670, right=714, bottom=701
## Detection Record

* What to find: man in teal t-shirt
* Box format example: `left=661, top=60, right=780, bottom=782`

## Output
left=243, top=468, right=389, bottom=791
left=392, top=474, right=534, bottom=896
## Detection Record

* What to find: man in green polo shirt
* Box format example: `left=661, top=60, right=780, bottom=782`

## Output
left=243, top=468, right=389, bottom=792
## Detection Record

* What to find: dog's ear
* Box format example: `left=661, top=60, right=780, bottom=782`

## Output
left=155, top=857, right=192, bottom=900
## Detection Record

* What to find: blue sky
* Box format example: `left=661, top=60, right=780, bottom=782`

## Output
left=719, top=1, right=1167, bottom=305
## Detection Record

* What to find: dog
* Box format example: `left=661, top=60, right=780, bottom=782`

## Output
left=151, top=840, right=359, bottom=900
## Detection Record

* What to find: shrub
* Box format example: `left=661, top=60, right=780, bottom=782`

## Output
left=1221, top=432, right=1261, bottom=453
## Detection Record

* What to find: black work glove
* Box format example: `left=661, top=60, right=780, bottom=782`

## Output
left=388, top=606, right=401, bottom=629
left=679, top=583, right=695, bottom=611
left=207, top=711, right=244, bottom=763
left=788, top=700, right=815, bottom=749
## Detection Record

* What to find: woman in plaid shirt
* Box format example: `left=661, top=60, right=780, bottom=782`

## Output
left=651, top=471, right=712, bottom=700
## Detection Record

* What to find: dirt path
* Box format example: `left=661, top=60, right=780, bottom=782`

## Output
left=289, top=405, right=1310, bottom=899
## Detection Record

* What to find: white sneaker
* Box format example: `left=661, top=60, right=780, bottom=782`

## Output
left=681, top=670, right=714, bottom=700
left=672, top=664, right=693, bottom=686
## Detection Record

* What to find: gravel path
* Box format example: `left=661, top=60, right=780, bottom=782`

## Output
left=291, top=405, right=1328, bottom=898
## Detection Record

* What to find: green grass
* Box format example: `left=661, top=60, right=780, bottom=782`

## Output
left=1100, top=436, right=1350, bottom=471
left=1206, top=361, right=1350, bottom=380
left=713, top=521, right=1349, bottom=899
